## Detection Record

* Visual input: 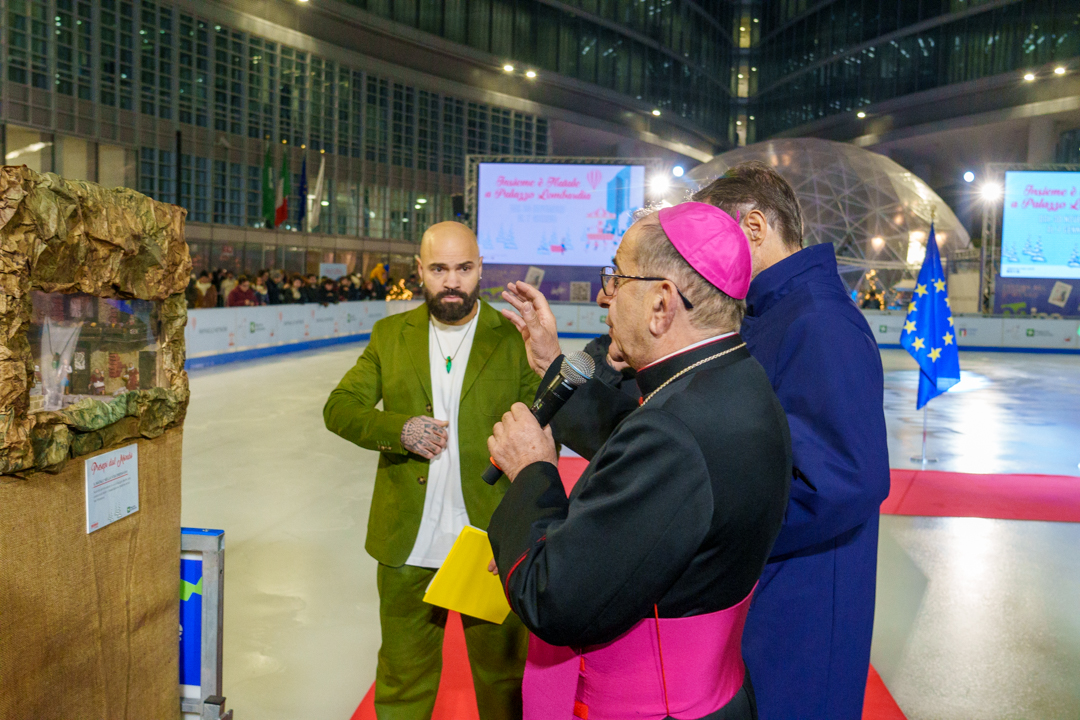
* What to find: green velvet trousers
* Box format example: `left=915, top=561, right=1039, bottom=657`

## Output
left=374, top=563, right=528, bottom=720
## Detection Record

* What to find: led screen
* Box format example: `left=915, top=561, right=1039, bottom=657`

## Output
left=1000, top=170, right=1080, bottom=279
left=477, top=162, right=646, bottom=267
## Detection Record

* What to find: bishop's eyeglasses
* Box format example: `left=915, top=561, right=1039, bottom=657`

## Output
left=599, top=266, right=694, bottom=310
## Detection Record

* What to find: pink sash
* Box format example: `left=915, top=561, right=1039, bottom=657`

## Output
left=522, top=587, right=755, bottom=720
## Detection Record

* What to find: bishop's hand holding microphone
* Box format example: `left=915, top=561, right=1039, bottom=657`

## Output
left=481, top=351, right=595, bottom=484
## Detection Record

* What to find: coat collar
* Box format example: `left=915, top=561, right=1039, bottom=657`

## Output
left=745, top=242, right=838, bottom=318
left=403, top=300, right=504, bottom=404
left=635, top=333, right=748, bottom=401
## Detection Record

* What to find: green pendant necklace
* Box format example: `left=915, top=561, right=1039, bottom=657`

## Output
left=432, top=326, right=469, bottom=373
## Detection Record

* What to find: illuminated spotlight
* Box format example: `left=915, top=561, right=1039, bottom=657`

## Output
left=736, top=120, right=742, bottom=126
left=856, top=111, right=866, bottom=119
left=1055, top=66, right=1067, bottom=75
left=871, top=236, right=884, bottom=250
left=651, top=109, right=661, bottom=116
left=963, top=171, right=975, bottom=183
left=650, top=175, right=670, bottom=193
left=526, top=70, right=537, bottom=79
left=672, top=166, right=685, bottom=178
left=321, top=200, right=330, bottom=207
left=980, top=182, right=1003, bottom=201
left=414, top=204, right=421, bottom=209
left=417, top=198, right=427, bottom=204
left=1023, top=72, right=1036, bottom=81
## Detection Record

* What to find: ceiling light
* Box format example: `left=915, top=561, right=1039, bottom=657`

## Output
left=651, top=109, right=661, bottom=116
left=672, top=166, right=684, bottom=178
left=736, top=120, right=742, bottom=125
left=738, top=73, right=744, bottom=79
left=963, top=171, right=975, bottom=183
left=5, top=141, right=51, bottom=160
left=650, top=175, right=670, bottom=194
left=1055, top=66, right=1066, bottom=75
left=1023, top=72, right=1035, bottom=81
left=526, top=70, right=537, bottom=78
left=871, top=236, right=884, bottom=250
left=749, top=115, right=755, bottom=120
left=321, top=200, right=329, bottom=206
left=503, top=64, right=514, bottom=72
left=739, top=26, right=745, bottom=31
left=417, top=198, right=427, bottom=204
left=856, top=111, right=866, bottom=118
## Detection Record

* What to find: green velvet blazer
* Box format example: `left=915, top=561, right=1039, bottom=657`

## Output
left=324, top=301, right=541, bottom=567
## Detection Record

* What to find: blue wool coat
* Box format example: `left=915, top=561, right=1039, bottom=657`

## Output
left=739, top=243, right=891, bottom=720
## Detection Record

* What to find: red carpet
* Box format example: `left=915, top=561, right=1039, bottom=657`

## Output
left=351, top=611, right=478, bottom=720
left=352, top=462, right=1080, bottom=720
left=863, top=665, right=907, bottom=720
left=882, top=468, right=1080, bottom=522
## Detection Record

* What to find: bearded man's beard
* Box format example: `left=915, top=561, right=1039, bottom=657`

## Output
left=425, top=284, right=480, bottom=323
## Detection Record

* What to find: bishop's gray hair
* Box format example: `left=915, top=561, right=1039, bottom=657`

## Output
left=630, top=208, right=745, bottom=331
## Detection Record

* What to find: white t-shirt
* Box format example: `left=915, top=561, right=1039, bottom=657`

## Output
left=404, top=312, right=481, bottom=569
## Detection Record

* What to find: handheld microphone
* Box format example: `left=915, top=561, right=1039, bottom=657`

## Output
left=481, top=351, right=596, bottom=485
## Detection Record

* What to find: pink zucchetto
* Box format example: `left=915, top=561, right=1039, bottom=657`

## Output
left=657, top=201, right=752, bottom=300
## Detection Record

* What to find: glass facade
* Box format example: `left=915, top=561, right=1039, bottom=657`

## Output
left=752, top=0, right=1080, bottom=140
left=348, top=0, right=736, bottom=132
left=1, top=0, right=551, bottom=245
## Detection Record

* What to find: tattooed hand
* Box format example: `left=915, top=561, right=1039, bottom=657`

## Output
left=401, top=416, right=450, bottom=459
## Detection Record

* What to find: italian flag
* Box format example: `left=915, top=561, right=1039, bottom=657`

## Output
left=274, top=152, right=291, bottom=228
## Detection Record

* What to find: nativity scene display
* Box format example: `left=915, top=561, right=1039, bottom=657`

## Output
left=28, top=291, right=164, bottom=413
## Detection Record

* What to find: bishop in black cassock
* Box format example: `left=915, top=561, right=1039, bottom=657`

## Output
left=486, top=202, right=792, bottom=720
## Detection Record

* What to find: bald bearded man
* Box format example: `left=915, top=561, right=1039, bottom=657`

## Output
left=325, top=222, right=539, bottom=719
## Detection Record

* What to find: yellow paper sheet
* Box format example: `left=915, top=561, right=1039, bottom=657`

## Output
left=423, top=526, right=512, bottom=625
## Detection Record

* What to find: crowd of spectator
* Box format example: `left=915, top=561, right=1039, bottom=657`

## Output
left=185, top=267, right=423, bottom=309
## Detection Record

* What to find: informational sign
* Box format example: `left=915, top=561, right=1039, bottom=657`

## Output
left=1001, top=170, right=1080, bottom=279
left=85, top=444, right=139, bottom=533
left=319, top=263, right=348, bottom=280
left=180, top=552, right=203, bottom=700
left=180, top=527, right=227, bottom=720
left=477, top=162, right=646, bottom=267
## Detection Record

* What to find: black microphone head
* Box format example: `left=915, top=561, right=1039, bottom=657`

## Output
left=561, top=351, right=595, bottom=386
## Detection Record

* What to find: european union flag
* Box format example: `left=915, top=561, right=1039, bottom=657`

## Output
left=901, top=224, right=961, bottom=409
left=297, top=156, right=308, bottom=232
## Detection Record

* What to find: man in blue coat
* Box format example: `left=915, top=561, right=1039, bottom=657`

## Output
left=693, top=163, right=891, bottom=719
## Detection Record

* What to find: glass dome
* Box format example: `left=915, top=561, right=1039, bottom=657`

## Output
left=684, top=138, right=971, bottom=296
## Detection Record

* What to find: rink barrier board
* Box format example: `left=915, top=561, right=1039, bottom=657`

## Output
left=184, top=303, right=1080, bottom=369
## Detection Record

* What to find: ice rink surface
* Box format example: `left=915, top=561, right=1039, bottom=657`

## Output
left=182, top=341, right=1080, bottom=720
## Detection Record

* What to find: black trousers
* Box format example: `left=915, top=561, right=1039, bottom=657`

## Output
left=665, top=670, right=757, bottom=720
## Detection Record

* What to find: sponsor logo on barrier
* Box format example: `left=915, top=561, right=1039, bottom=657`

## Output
left=879, top=325, right=887, bottom=333
left=1027, top=328, right=1035, bottom=337
left=249, top=321, right=267, bottom=334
